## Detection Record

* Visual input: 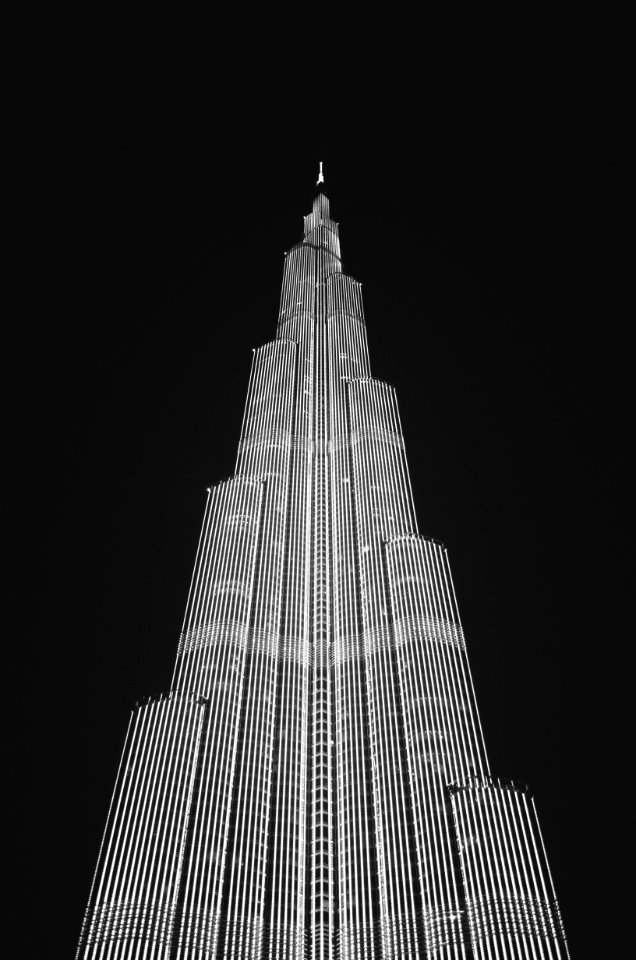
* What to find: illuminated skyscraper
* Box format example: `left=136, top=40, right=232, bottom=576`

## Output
left=77, top=176, right=569, bottom=960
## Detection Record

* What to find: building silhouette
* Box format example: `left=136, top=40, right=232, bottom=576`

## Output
left=77, top=178, right=569, bottom=960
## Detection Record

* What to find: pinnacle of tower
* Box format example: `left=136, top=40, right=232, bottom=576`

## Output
left=316, top=160, right=325, bottom=185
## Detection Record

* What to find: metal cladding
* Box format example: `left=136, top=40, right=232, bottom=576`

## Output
left=77, top=191, right=570, bottom=960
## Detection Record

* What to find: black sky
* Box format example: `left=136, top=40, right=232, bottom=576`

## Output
left=8, top=71, right=632, bottom=957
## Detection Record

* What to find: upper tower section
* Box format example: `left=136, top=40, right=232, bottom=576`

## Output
left=303, top=192, right=341, bottom=260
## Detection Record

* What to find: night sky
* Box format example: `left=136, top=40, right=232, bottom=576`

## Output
left=9, top=73, right=631, bottom=956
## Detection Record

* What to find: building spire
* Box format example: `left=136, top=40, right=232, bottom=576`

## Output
left=316, top=161, right=325, bottom=186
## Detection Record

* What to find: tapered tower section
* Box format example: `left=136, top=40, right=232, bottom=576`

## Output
left=77, top=179, right=569, bottom=960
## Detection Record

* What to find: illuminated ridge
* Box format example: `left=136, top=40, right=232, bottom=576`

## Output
left=77, top=184, right=570, bottom=960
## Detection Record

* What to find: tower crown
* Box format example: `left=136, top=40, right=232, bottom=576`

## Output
left=302, top=192, right=340, bottom=259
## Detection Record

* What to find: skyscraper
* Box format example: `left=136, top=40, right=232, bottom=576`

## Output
left=77, top=175, right=569, bottom=960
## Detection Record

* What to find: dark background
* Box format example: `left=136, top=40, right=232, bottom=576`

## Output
left=8, top=69, right=631, bottom=956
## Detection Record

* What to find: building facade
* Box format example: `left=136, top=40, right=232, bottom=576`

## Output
left=77, top=183, right=569, bottom=960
